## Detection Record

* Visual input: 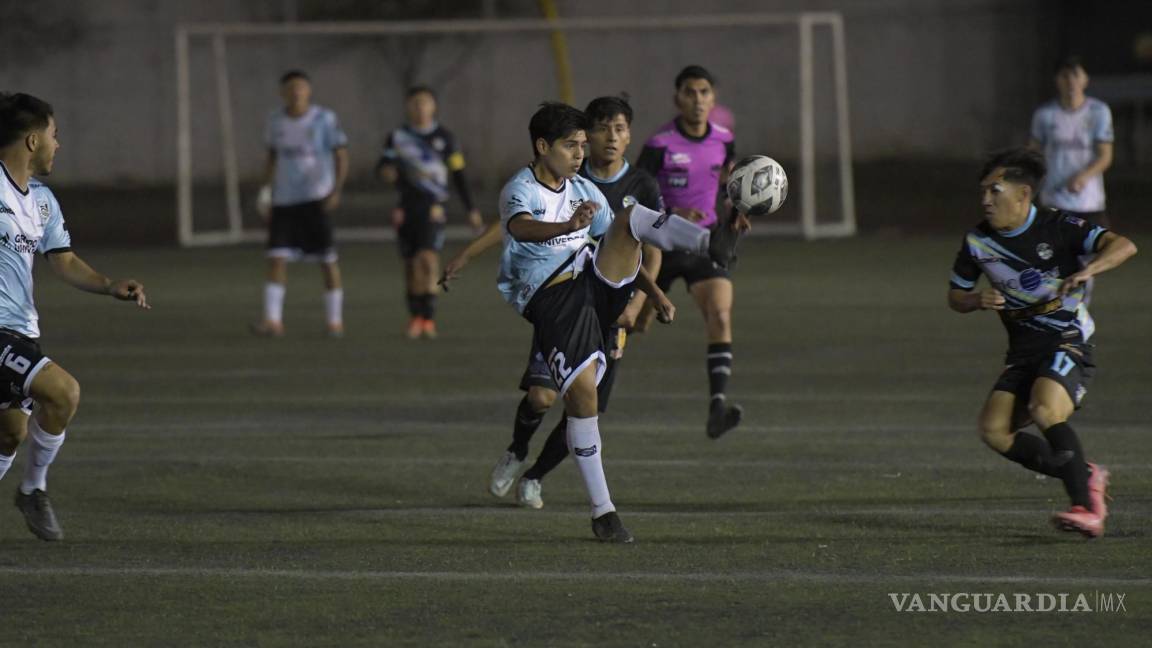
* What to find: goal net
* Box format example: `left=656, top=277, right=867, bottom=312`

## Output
left=175, top=13, right=855, bottom=246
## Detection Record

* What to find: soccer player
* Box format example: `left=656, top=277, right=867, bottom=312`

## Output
left=948, top=148, right=1136, bottom=538
left=377, top=86, right=482, bottom=339
left=496, top=102, right=739, bottom=541
left=636, top=65, right=748, bottom=439
left=0, top=93, right=150, bottom=541
left=251, top=70, right=348, bottom=338
left=1029, top=56, right=1114, bottom=228
left=487, top=95, right=668, bottom=510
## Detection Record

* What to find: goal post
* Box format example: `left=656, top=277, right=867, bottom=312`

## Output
left=175, top=12, right=855, bottom=246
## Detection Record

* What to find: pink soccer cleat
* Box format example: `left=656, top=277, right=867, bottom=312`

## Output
left=1052, top=505, right=1104, bottom=538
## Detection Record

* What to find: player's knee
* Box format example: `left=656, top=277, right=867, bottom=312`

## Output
left=706, top=307, right=732, bottom=332
left=527, top=387, right=557, bottom=412
left=0, top=425, right=25, bottom=454
left=46, top=376, right=81, bottom=420
left=977, top=419, right=1013, bottom=452
left=1026, top=400, right=1066, bottom=429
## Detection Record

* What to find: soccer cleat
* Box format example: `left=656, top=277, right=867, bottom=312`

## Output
left=706, top=399, right=744, bottom=439
left=1052, top=505, right=1104, bottom=539
left=1086, top=462, right=1111, bottom=518
left=591, top=511, right=634, bottom=543
left=249, top=320, right=285, bottom=337
left=14, top=488, right=63, bottom=541
left=706, top=210, right=742, bottom=270
left=488, top=451, right=523, bottom=498
left=516, top=477, right=544, bottom=509
left=421, top=318, right=438, bottom=340
left=405, top=317, right=425, bottom=340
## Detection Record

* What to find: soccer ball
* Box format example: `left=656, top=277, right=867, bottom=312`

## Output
left=727, top=156, right=788, bottom=216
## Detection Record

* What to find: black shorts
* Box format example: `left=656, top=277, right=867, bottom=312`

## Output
left=656, top=250, right=729, bottom=292
left=267, top=200, right=336, bottom=262
left=519, top=325, right=625, bottom=413
left=523, top=263, right=635, bottom=397
left=0, top=330, right=51, bottom=414
left=397, top=203, right=447, bottom=258
left=994, top=342, right=1096, bottom=426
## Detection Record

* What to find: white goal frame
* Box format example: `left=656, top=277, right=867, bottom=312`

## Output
left=175, top=12, right=855, bottom=246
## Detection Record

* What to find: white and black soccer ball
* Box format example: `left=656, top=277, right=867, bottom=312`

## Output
left=726, top=155, right=788, bottom=216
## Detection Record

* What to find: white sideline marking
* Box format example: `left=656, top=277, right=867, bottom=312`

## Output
left=0, top=566, right=1148, bottom=586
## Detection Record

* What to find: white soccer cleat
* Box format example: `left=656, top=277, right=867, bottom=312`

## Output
left=516, top=477, right=544, bottom=509
left=488, top=451, right=523, bottom=498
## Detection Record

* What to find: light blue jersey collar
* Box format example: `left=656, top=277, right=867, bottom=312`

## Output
left=999, top=205, right=1036, bottom=238
left=583, top=160, right=629, bottom=184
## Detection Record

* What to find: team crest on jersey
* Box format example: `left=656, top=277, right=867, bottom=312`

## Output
left=1036, top=243, right=1053, bottom=260
left=622, top=195, right=636, bottom=208
left=37, top=201, right=50, bottom=224
left=569, top=199, right=584, bottom=213
left=432, top=137, right=445, bottom=151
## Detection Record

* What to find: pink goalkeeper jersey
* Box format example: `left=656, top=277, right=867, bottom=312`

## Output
left=636, top=119, right=734, bottom=228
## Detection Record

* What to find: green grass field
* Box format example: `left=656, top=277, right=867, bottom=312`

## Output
left=1, top=235, right=1149, bottom=646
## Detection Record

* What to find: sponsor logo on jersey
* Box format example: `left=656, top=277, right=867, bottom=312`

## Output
left=0, top=202, right=13, bottom=216
left=668, top=176, right=688, bottom=188
left=0, top=231, right=39, bottom=254
left=1036, top=243, right=1054, bottom=260
left=532, top=209, right=546, bottom=216
left=1019, top=268, right=1043, bottom=291
left=670, top=152, right=692, bottom=165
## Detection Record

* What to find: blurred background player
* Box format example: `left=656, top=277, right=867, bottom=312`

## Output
left=486, top=95, right=670, bottom=509
left=636, top=65, right=747, bottom=439
left=378, top=86, right=482, bottom=339
left=0, top=92, right=150, bottom=541
left=1029, top=56, right=1114, bottom=228
left=252, top=70, right=349, bottom=338
left=948, top=147, right=1136, bottom=538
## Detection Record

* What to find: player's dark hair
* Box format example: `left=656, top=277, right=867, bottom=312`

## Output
left=1054, top=55, right=1086, bottom=75
left=406, top=85, right=436, bottom=100
left=279, top=69, right=310, bottom=85
left=584, top=96, right=633, bottom=125
left=980, top=147, right=1046, bottom=196
left=0, top=92, right=54, bottom=149
left=528, top=102, right=589, bottom=155
left=675, top=65, right=716, bottom=90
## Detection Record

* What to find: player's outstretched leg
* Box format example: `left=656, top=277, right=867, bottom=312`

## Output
left=564, top=365, right=632, bottom=543
left=15, top=363, right=79, bottom=541
left=518, top=415, right=570, bottom=509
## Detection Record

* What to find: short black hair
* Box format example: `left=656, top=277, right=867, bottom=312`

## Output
left=584, top=95, right=633, bottom=125
left=528, top=102, right=589, bottom=154
left=1054, top=55, right=1086, bottom=75
left=675, top=65, right=716, bottom=90
left=406, top=85, right=436, bottom=100
left=0, top=92, right=54, bottom=149
left=279, top=69, right=310, bottom=85
left=979, top=147, right=1046, bottom=196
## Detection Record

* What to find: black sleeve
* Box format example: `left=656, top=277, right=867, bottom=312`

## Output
left=375, top=132, right=397, bottom=172
left=451, top=169, right=475, bottom=212
left=636, top=170, right=665, bottom=213
left=949, top=235, right=981, bottom=291
left=723, top=140, right=736, bottom=166
left=1058, top=212, right=1110, bottom=256
left=635, top=145, right=665, bottom=178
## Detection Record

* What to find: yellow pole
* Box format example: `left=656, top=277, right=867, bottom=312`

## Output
left=538, top=0, right=575, bottom=104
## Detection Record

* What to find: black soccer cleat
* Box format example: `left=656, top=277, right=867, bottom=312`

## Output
left=707, top=210, right=742, bottom=270
left=706, top=400, right=744, bottom=439
left=591, top=511, right=634, bottom=544
left=14, top=488, right=63, bottom=541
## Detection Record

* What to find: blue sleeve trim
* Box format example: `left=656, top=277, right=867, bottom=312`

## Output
left=1084, top=227, right=1105, bottom=254
left=950, top=273, right=976, bottom=290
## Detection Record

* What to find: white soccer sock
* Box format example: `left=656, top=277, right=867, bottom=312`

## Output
left=628, top=203, right=709, bottom=256
left=324, top=289, right=344, bottom=326
left=20, top=418, right=65, bottom=494
left=264, top=282, right=286, bottom=324
left=0, top=451, right=13, bottom=481
left=566, top=415, right=615, bottom=518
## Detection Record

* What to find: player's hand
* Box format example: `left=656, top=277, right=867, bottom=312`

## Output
left=673, top=207, right=706, bottom=223
left=467, top=209, right=484, bottom=234
left=1067, top=173, right=1088, bottom=194
left=653, top=293, right=676, bottom=324
left=615, top=299, right=644, bottom=330
left=978, top=288, right=1006, bottom=311
left=733, top=211, right=752, bottom=233
left=391, top=207, right=405, bottom=229
left=438, top=255, right=468, bottom=292
left=110, top=279, right=150, bottom=310
left=1059, top=270, right=1093, bottom=297
left=566, top=202, right=597, bottom=232
left=322, top=191, right=342, bottom=212
left=256, top=185, right=272, bottom=223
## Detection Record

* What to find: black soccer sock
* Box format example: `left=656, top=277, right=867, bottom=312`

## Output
left=1042, top=422, right=1091, bottom=508
left=507, top=396, right=545, bottom=461
left=406, top=292, right=420, bottom=318
left=999, top=432, right=1064, bottom=478
left=524, top=416, right=570, bottom=480
left=424, top=294, right=438, bottom=321
left=707, top=343, right=733, bottom=408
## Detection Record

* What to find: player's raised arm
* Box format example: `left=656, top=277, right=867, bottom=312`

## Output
left=46, top=251, right=149, bottom=309
left=506, top=202, right=595, bottom=242
left=440, top=219, right=504, bottom=289
left=1059, top=231, right=1137, bottom=296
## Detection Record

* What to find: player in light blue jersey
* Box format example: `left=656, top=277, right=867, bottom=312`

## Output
left=495, top=102, right=742, bottom=542
left=0, top=93, right=150, bottom=541
left=252, top=70, right=349, bottom=338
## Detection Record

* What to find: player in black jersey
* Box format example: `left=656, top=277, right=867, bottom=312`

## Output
left=948, top=148, right=1137, bottom=538
left=377, top=86, right=481, bottom=339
